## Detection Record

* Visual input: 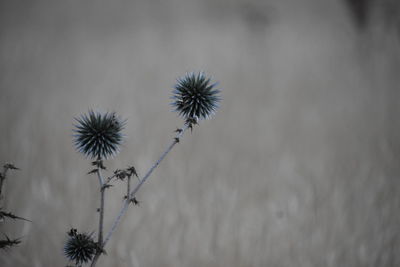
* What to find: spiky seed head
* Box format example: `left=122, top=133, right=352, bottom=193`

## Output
left=171, top=72, right=221, bottom=121
left=73, top=110, right=125, bottom=160
left=64, top=230, right=97, bottom=265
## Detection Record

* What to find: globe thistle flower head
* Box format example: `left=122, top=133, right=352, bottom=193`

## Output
left=64, top=229, right=97, bottom=265
left=73, top=110, right=125, bottom=160
left=171, top=72, right=221, bottom=121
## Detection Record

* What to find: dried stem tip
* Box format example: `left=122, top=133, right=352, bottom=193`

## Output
left=172, top=72, right=221, bottom=120
left=73, top=110, right=125, bottom=159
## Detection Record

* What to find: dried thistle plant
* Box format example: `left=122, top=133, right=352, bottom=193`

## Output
left=73, top=110, right=125, bottom=160
left=64, top=72, right=221, bottom=266
left=70, top=111, right=125, bottom=266
left=0, top=163, right=19, bottom=200
left=0, top=163, right=30, bottom=250
left=172, top=72, right=220, bottom=120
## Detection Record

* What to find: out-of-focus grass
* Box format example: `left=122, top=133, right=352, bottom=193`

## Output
left=1, top=0, right=399, bottom=266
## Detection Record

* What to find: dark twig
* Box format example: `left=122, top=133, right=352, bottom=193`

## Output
left=0, top=163, right=19, bottom=201
left=0, top=234, right=21, bottom=249
left=0, top=211, right=31, bottom=222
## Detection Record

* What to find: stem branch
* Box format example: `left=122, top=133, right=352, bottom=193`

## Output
left=102, top=124, right=188, bottom=248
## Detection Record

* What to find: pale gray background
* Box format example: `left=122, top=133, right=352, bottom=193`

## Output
left=1, top=0, right=400, bottom=266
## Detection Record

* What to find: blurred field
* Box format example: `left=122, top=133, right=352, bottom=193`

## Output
left=1, top=0, right=400, bottom=266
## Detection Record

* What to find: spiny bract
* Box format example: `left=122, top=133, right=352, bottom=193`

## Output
left=64, top=231, right=97, bottom=265
left=73, top=110, right=125, bottom=160
left=171, top=72, right=221, bottom=120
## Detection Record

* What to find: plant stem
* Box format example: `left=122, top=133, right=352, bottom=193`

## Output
left=0, top=166, right=10, bottom=202
left=127, top=175, right=131, bottom=201
left=101, top=124, right=188, bottom=252
left=90, top=166, right=105, bottom=267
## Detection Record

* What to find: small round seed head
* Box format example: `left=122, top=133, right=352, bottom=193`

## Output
left=64, top=231, right=97, bottom=265
left=171, top=72, right=221, bottom=120
left=73, top=110, right=125, bottom=160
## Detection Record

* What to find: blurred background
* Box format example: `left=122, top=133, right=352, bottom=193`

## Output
left=1, top=0, right=400, bottom=266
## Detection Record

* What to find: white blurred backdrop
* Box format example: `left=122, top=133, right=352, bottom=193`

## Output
left=1, top=0, right=400, bottom=266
